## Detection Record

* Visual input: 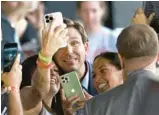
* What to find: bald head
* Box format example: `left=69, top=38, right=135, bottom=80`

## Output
left=117, top=24, right=159, bottom=59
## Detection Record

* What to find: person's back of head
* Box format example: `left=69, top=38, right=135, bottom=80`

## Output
left=117, top=24, right=159, bottom=59
left=116, top=24, right=159, bottom=75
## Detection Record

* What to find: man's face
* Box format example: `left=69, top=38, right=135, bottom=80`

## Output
left=78, top=1, right=104, bottom=29
left=55, top=27, right=88, bottom=72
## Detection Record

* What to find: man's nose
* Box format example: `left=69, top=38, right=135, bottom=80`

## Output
left=66, top=45, right=73, bottom=54
left=87, top=11, right=93, bottom=21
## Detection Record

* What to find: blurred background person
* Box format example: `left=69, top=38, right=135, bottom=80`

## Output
left=1, top=1, right=40, bottom=65
left=76, top=1, right=117, bottom=64
left=93, top=52, right=123, bottom=93
left=20, top=2, right=45, bottom=59
left=1, top=54, right=23, bottom=115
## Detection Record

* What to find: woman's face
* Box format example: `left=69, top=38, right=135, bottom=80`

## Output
left=93, top=57, right=123, bottom=93
left=50, top=61, right=60, bottom=91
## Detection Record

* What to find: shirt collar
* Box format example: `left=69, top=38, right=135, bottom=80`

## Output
left=81, top=63, right=89, bottom=90
left=81, top=69, right=89, bottom=90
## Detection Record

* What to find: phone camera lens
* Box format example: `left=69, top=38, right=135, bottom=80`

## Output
left=45, top=15, right=49, bottom=19
left=65, top=77, right=68, bottom=81
left=61, top=76, right=64, bottom=80
left=62, top=80, right=65, bottom=83
left=46, top=20, right=50, bottom=23
left=50, top=17, right=53, bottom=20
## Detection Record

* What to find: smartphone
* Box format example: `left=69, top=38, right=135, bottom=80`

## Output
left=44, top=12, right=67, bottom=48
left=44, top=12, right=63, bottom=31
left=3, top=43, right=18, bottom=72
left=60, top=71, right=85, bottom=100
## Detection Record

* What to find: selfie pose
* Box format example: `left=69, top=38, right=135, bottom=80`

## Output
left=20, top=12, right=68, bottom=115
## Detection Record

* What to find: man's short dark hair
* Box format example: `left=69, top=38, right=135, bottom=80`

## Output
left=116, top=24, right=159, bottom=59
left=94, top=52, right=121, bottom=70
left=63, top=18, right=88, bottom=43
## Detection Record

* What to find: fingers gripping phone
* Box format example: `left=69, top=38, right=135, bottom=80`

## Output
left=43, top=12, right=67, bottom=48
left=60, top=71, right=85, bottom=100
left=44, top=12, right=63, bottom=31
left=3, top=43, right=18, bottom=72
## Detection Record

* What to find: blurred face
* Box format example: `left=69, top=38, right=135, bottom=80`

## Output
left=2, top=2, right=19, bottom=12
left=93, top=57, right=123, bottom=93
left=26, top=1, right=39, bottom=12
left=78, top=1, right=104, bottom=29
left=3, top=1, right=38, bottom=14
left=55, top=27, right=88, bottom=72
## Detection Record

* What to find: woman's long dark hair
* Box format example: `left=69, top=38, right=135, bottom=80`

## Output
left=94, top=52, right=122, bottom=70
left=20, top=55, right=38, bottom=89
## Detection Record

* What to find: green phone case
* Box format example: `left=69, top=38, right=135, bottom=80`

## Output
left=60, top=71, right=85, bottom=100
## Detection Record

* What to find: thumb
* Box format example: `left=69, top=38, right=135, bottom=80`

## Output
left=60, top=88, right=66, bottom=101
left=83, top=90, right=93, bottom=100
left=11, top=54, right=20, bottom=70
left=148, top=13, right=155, bottom=25
left=135, top=8, right=144, bottom=14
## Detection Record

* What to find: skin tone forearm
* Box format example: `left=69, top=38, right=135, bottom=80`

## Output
left=8, top=91, right=23, bottom=115
left=2, top=54, right=23, bottom=115
left=32, top=67, right=51, bottom=98
left=21, top=67, right=51, bottom=111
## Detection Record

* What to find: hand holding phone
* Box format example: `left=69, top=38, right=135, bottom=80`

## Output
left=60, top=71, right=93, bottom=114
left=3, top=43, right=18, bottom=72
left=60, top=71, right=85, bottom=100
left=44, top=12, right=63, bottom=31
left=41, top=12, right=68, bottom=57
left=2, top=54, right=22, bottom=88
left=60, top=88, right=81, bottom=115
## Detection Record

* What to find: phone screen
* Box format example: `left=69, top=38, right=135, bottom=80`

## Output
left=3, top=43, right=18, bottom=72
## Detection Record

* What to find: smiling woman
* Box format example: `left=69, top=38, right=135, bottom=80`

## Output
left=93, top=52, right=123, bottom=93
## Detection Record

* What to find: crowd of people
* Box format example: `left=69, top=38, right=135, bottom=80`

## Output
left=1, top=1, right=159, bottom=115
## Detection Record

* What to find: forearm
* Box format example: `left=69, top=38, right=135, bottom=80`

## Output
left=36, top=29, right=42, bottom=48
left=43, top=94, right=54, bottom=107
left=8, top=91, right=23, bottom=115
left=32, top=68, right=50, bottom=99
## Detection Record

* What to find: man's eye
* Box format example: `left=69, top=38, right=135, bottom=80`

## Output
left=100, top=69, right=107, bottom=74
left=70, top=41, right=80, bottom=46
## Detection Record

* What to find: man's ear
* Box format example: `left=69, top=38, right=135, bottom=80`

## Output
left=118, top=53, right=124, bottom=68
left=84, top=42, right=89, bottom=55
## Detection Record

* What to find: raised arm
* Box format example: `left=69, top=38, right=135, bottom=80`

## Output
left=2, top=54, right=23, bottom=115
left=20, top=17, right=68, bottom=112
